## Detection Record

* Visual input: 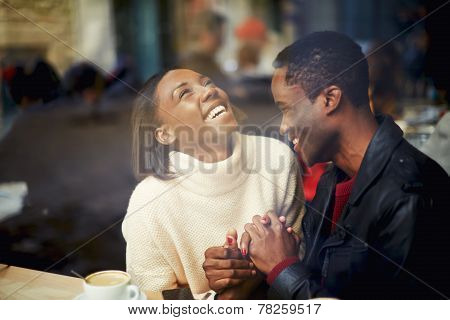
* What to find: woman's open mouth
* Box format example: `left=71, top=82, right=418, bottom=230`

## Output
left=205, top=105, right=227, bottom=122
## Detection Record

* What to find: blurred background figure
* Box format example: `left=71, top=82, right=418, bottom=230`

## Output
left=234, top=16, right=284, bottom=77
left=421, top=112, right=450, bottom=174
left=235, top=17, right=268, bottom=76
left=0, top=58, right=61, bottom=138
left=178, top=10, right=229, bottom=88
left=231, top=17, right=279, bottom=106
left=8, top=59, right=61, bottom=109
left=367, top=42, right=404, bottom=118
left=237, top=42, right=261, bottom=76
left=63, top=62, right=105, bottom=105
left=1, top=61, right=19, bottom=137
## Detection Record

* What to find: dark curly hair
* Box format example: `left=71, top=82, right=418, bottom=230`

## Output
left=273, top=31, right=370, bottom=108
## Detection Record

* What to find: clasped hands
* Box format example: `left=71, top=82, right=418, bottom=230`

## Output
left=202, top=211, right=300, bottom=298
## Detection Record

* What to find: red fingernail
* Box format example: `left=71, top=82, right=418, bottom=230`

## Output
left=241, top=248, right=247, bottom=256
left=226, top=236, right=233, bottom=245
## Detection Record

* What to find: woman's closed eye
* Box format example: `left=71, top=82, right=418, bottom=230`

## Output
left=203, top=79, right=214, bottom=87
left=179, top=88, right=192, bottom=99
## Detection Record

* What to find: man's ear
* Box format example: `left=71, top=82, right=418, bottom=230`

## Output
left=155, top=125, right=176, bottom=145
left=322, top=85, right=342, bottom=115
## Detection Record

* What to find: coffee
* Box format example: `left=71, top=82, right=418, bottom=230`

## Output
left=86, top=271, right=129, bottom=287
left=83, top=270, right=140, bottom=300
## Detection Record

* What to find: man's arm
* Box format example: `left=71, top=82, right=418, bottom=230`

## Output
left=259, top=195, right=438, bottom=299
left=239, top=211, right=326, bottom=299
left=268, top=261, right=330, bottom=299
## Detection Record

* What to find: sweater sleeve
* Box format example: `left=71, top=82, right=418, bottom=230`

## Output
left=122, top=184, right=178, bottom=292
left=280, top=151, right=306, bottom=258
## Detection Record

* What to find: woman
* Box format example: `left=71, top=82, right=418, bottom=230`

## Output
left=122, top=69, right=304, bottom=297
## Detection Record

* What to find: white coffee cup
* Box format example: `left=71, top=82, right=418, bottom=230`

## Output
left=83, top=270, right=140, bottom=300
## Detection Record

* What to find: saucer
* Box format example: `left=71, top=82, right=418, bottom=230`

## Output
left=74, top=291, right=147, bottom=300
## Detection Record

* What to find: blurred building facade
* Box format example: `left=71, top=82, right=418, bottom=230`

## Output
left=1, top=0, right=442, bottom=94
left=0, top=0, right=117, bottom=73
left=0, top=0, right=76, bottom=74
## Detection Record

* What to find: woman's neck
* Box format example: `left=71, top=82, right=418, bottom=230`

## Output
left=178, top=134, right=234, bottom=163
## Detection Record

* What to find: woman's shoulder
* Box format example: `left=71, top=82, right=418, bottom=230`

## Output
left=123, top=176, right=178, bottom=236
left=126, top=176, right=174, bottom=215
left=132, top=174, right=164, bottom=194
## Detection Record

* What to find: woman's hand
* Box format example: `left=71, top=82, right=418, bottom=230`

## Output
left=202, top=229, right=256, bottom=293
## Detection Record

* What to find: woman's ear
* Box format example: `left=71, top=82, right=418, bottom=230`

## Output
left=155, top=125, right=176, bottom=145
left=322, top=85, right=342, bottom=115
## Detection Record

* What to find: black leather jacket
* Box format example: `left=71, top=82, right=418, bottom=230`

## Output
left=268, top=115, right=450, bottom=299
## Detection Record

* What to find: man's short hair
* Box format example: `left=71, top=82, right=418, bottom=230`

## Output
left=273, top=31, right=369, bottom=108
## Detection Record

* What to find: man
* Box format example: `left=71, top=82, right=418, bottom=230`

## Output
left=203, top=31, right=450, bottom=299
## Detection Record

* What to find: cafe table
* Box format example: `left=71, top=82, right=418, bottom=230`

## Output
left=0, top=264, right=163, bottom=300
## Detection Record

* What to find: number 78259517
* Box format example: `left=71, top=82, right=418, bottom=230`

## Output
left=257, top=303, right=321, bottom=315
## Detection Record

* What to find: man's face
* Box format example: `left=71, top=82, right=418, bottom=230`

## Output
left=271, top=67, right=333, bottom=166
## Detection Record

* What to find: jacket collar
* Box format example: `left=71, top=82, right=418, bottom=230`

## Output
left=348, top=114, right=404, bottom=205
left=305, top=115, right=404, bottom=259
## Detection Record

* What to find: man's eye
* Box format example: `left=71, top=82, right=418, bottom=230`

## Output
left=179, top=88, right=191, bottom=99
left=203, top=79, right=213, bottom=86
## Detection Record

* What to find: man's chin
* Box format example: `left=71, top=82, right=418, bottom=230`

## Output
left=303, top=159, right=316, bottom=171
left=295, top=147, right=315, bottom=169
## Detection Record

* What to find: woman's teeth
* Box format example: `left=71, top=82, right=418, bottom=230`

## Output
left=292, top=138, right=299, bottom=145
left=206, top=105, right=226, bottom=121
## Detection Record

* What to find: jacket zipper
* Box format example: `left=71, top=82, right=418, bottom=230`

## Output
left=321, top=249, right=330, bottom=279
left=305, top=189, right=335, bottom=264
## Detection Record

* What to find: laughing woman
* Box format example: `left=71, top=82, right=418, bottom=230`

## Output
left=122, top=69, right=304, bottom=298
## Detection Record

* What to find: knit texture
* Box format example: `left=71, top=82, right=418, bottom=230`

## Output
left=122, top=132, right=304, bottom=294
left=331, top=175, right=356, bottom=231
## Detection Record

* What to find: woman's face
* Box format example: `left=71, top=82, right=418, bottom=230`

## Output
left=155, top=69, right=237, bottom=149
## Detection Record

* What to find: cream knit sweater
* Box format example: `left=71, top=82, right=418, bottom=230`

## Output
left=122, top=132, right=304, bottom=295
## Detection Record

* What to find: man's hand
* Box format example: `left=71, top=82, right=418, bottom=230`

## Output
left=240, top=213, right=297, bottom=257
left=202, top=229, right=256, bottom=293
left=242, top=211, right=300, bottom=274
